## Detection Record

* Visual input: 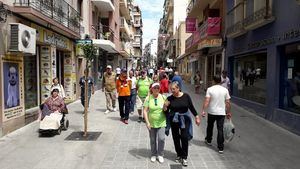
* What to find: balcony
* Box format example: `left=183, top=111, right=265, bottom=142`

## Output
left=227, top=0, right=275, bottom=38
left=133, top=19, right=141, bottom=27
left=120, top=41, right=131, bottom=58
left=132, top=36, right=141, bottom=47
left=91, top=24, right=117, bottom=53
left=120, top=17, right=131, bottom=38
left=91, top=0, right=115, bottom=12
left=186, top=17, right=222, bottom=51
left=120, top=0, right=130, bottom=20
left=243, top=1, right=275, bottom=30
left=226, top=2, right=247, bottom=38
left=187, top=0, right=210, bottom=17
left=199, top=17, right=221, bottom=39
left=13, top=0, right=80, bottom=38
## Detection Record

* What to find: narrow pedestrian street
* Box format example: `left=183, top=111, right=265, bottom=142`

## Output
left=0, top=84, right=299, bottom=169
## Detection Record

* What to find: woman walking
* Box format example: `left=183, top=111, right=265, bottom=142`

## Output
left=164, top=82, right=200, bottom=167
left=143, top=83, right=167, bottom=163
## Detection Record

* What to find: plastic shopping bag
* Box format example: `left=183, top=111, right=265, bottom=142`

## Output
left=223, top=118, right=235, bottom=143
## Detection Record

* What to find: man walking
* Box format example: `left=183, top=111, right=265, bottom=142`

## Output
left=102, top=65, right=117, bottom=114
left=129, top=70, right=137, bottom=114
left=221, top=70, right=230, bottom=91
left=79, top=69, right=95, bottom=107
left=116, top=69, right=131, bottom=124
left=201, top=75, right=231, bottom=154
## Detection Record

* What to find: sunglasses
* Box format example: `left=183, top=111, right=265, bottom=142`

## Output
left=152, top=86, right=160, bottom=89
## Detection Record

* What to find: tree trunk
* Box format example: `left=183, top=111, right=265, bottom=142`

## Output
left=83, top=61, right=89, bottom=137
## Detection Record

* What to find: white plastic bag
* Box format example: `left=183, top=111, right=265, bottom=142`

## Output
left=223, top=118, right=235, bottom=143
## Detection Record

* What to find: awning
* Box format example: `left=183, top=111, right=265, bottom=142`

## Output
left=92, top=39, right=118, bottom=53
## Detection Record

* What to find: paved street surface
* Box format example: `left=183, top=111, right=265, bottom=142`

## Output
left=0, top=84, right=299, bottom=169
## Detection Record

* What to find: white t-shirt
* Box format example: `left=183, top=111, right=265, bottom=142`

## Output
left=221, top=76, right=230, bottom=89
left=129, top=76, right=137, bottom=89
left=205, top=85, right=230, bottom=115
left=116, top=68, right=121, bottom=74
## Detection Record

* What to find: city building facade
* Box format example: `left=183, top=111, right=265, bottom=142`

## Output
left=0, top=0, right=143, bottom=137
left=176, top=0, right=224, bottom=87
left=226, top=0, right=300, bottom=134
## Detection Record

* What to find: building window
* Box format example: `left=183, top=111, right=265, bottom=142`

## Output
left=232, top=52, right=267, bottom=104
left=24, top=55, right=38, bottom=109
left=280, top=43, right=300, bottom=114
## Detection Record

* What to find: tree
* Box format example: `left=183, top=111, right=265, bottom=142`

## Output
left=79, top=38, right=97, bottom=137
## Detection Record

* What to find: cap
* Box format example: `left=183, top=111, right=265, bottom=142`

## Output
left=121, top=68, right=127, bottom=73
left=106, top=65, right=112, bottom=69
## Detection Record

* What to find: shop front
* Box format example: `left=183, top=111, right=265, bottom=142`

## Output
left=19, top=23, right=76, bottom=125
left=227, top=27, right=300, bottom=135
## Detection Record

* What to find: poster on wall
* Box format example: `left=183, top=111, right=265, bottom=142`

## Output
left=64, top=53, right=74, bottom=101
left=51, top=47, right=57, bottom=78
left=2, top=58, right=24, bottom=122
left=40, top=46, right=52, bottom=101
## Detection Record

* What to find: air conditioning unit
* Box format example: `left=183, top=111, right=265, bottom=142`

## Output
left=10, top=23, right=36, bottom=54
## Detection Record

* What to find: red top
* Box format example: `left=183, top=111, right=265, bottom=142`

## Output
left=160, top=79, right=169, bottom=93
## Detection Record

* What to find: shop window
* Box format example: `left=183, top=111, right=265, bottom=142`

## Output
left=24, top=55, right=38, bottom=109
left=232, top=53, right=267, bottom=104
left=280, top=44, right=300, bottom=114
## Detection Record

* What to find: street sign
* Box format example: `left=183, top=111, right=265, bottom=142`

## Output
left=76, top=39, right=92, bottom=44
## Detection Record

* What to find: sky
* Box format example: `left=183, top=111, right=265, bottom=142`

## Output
left=134, top=0, right=165, bottom=53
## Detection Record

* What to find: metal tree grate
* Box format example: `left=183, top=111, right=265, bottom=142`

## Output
left=169, top=164, right=183, bottom=169
left=65, top=132, right=102, bottom=141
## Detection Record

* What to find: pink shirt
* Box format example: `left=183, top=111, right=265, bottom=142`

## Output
left=45, top=96, right=65, bottom=113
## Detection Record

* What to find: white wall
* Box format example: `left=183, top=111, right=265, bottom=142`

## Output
left=173, top=0, right=188, bottom=36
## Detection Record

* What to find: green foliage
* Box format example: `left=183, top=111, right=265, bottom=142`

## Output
left=79, top=43, right=98, bottom=61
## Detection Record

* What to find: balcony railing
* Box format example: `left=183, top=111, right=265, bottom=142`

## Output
left=199, top=17, right=221, bottom=39
left=226, top=1, right=246, bottom=37
left=227, top=0, right=274, bottom=38
left=91, top=23, right=115, bottom=43
left=14, top=0, right=80, bottom=34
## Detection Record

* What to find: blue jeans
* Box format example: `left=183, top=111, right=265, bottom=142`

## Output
left=130, top=89, right=137, bottom=112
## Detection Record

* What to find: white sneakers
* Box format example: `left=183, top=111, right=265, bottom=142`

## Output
left=150, top=156, right=156, bottom=162
left=150, top=156, right=164, bottom=163
left=157, top=156, right=164, bottom=163
left=104, top=108, right=117, bottom=115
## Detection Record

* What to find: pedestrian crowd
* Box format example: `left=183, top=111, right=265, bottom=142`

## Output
left=40, top=65, right=232, bottom=167
left=100, top=65, right=232, bottom=167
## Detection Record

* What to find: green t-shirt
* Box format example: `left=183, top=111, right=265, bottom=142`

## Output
left=144, top=94, right=166, bottom=128
left=137, top=77, right=152, bottom=98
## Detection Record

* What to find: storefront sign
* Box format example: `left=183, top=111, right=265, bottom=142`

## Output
left=186, top=18, right=197, bottom=33
left=1, top=57, right=24, bottom=121
left=198, top=39, right=222, bottom=49
left=44, top=31, right=68, bottom=49
left=31, top=23, right=71, bottom=50
left=233, top=28, right=300, bottom=53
